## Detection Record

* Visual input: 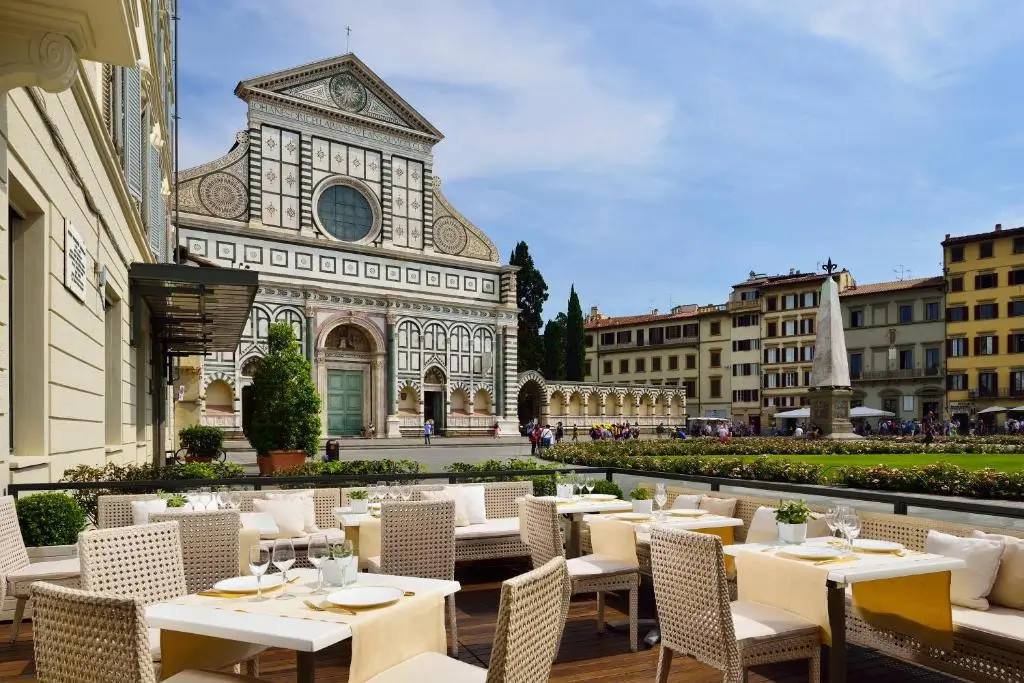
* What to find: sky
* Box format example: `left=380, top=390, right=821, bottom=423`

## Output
left=177, top=0, right=1024, bottom=321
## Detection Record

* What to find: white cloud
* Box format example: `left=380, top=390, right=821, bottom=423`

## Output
left=178, top=0, right=673, bottom=182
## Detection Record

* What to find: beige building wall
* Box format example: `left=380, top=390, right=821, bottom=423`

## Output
left=697, top=305, right=730, bottom=418
left=0, top=1, right=172, bottom=486
left=841, top=278, right=946, bottom=420
left=727, top=286, right=762, bottom=430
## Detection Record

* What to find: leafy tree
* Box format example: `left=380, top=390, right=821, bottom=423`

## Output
left=248, top=322, right=322, bottom=456
left=543, top=313, right=567, bottom=381
left=564, top=284, right=586, bottom=381
left=510, top=242, right=548, bottom=372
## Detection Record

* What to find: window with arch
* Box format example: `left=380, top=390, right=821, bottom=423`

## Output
left=448, top=325, right=471, bottom=374
left=246, top=308, right=270, bottom=339
left=397, top=320, right=422, bottom=373
left=276, top=309, right=303, bottom=342
left=423, top=322, right=446, bottom=352
left=472, top=328, right=494, bottom=375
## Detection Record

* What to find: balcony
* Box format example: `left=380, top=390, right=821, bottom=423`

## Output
left=968, top=388, right=1024, bottom=399
left=727, top=298, right=761, bottom=312
left=851, top=366, right=945, bottom=382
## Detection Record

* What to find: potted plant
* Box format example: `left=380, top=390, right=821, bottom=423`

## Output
left=630, top=488, right=653, bottom=514
left=178, top=425, right=225, bottom=463
left=349, top=489, right=369, bottom=514
left=775, top=500, right=812, bottom=544
left=159, top=492, right=188, bottom=509
left=321, top=541, right=355, bottom=587
left=248, top=321, right=322, bottom=475
left=15, top=493, right=87, bottom=562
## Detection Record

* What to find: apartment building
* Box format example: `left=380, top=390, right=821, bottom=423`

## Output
left=728, top=281, right=763, bottom=431
left=943, top=224, right=1024, bottom=426
left=697, top=305, right=731, bottom=418
left=739, top=269, right=855, bottom=420
left=0, top=1, right=257, bottom=486
left=840, top=277, right=946, bottom=420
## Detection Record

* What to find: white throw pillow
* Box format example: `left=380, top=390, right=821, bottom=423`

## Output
left=449, top=486, right=487, bottom=524
left=745, top=506, right=778, bottom=543
left=420, top=489, right=470, bottom=526
left=252, top=499, right=305, bottom=539
left=925, top=530, right=1005, bottom=610
left=131, top=499, right=167, bottom=526
left=699, top=496, right=738, bottom=518
left=973, top=531, right=1024, bottom=610
left=265, top=490, right=319, bottom=532
left=671, top=494, right=703, bottom=510
left=240, top=512, right=281, bottom=539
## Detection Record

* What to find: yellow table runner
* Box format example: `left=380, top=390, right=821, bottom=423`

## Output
left=161, top=579, right=446, bottom=683
left=359, top=517, right=382, bottom=568
left=851, top=570, right=953, bottom=649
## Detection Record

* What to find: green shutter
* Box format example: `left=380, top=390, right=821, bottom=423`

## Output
left=123, top=67, right=143, bottom=200
left=148, top=142, right=166, bottom=261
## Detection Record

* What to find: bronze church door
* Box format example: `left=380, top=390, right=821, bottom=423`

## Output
left=327, top=370, right=364, bottom=436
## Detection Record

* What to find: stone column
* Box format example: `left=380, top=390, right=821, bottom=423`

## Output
left=385, top=313, right=402, bottom=438
left=494, top=327, right=504, bottom=415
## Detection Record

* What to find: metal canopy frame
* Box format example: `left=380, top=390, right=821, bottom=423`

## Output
left=129, top=262, right=259, bottom=354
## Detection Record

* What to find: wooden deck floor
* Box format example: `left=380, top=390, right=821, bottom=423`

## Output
left=0, top=561, right=959, bottom=682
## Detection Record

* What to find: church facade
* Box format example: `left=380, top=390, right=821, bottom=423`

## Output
left=175, top=54, right=521, bottom=437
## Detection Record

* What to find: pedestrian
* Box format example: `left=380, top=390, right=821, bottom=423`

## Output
left=492, top=421, right=501, bottom=438
left=555, top=421, right=564, bottom=443
left=423, top=419, right=433, bottom=446
left=572, top=424, right=578, bottom=442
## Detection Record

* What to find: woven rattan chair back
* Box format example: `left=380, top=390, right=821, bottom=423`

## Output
left=486, top=556, right=570, bottom=683
left=79, top=521, right=187, bottom=605
left=96, top=494, right=162, bottom=529
left=32, top=581, right=155, bottom=683
left=523, top=497, right=563, bottom=568
left=0, top=496, right=30, bottom=603
left=341, top=481, right=532, bottom=519
left=379, top=500, right=456, bottom=580
left=237, top=488, right=341, bottom=530
left=150, top=509, right=239, bottom=593
left=650, top=526, right=740, bottom=678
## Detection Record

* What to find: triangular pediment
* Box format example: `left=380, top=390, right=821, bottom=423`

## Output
left=235, top=53, right=443, bottom=142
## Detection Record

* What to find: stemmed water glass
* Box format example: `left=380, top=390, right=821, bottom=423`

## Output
left=654, top=483, right=668, bottom=520
left=388, top=482, right=401, bottom=501
left=226, top=490, right=241, bottom=510
left=583, top=477, right=595, bottom=497
left=198, top=487, right=212, bottom=511
left=248, top=546, right=271, bottom=602
left=841, top=509, right=861, bottom=555
left=307, top=533, right=329, bottom=595
left=400, top=483, right=413, bottom=501
left=824, top=504, right=841, bottom=540
left=272, top=539, right=296, bottom=599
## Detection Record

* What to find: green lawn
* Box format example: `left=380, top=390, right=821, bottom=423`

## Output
left=751, top=454, right=1024, bottom=472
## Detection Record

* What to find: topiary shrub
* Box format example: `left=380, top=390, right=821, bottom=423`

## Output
left=15, top=493, right=87, bottom=547
left=178, top=425, right=225, bottom=459
left=591, top=479, right=624, bottom=499
left=248, top=321, right=321, bottom=456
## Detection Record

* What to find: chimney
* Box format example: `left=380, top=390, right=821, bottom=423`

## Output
left=651, top=308, right=658, bottom=315
left=589, top=306, right=599, bottom=316
left=995, top=223, right=1002, bottom=231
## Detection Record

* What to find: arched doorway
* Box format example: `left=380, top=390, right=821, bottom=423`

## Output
left=423, top=366, right=447, bottom=435
left=518, top=380, right=543, bottom=426
left=239, top=356, right=260, bottom=438
left=316, top=321, right=385, bottom=437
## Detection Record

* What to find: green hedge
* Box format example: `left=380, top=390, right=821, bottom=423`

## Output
left=543, top=446, right=1024, bottom=501
left=16, top=493, right=87, bottom=547
left=276, top=459, right=425, bottom=478
left=444, top=458, right=558, bottom=496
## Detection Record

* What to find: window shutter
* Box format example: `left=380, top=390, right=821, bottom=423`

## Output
left=974, top=275, right=980, bottom=289
left=993, top=336, right=999, bottom=355
left=1010, top=334, right=1016, bottom=354
left=123, top=67, right=143, bottom=200
left=148, top=142, right=166, bottom=261
left=973, top=337, right=980, bottom=356
left=973, top=305, right=980, bottom=320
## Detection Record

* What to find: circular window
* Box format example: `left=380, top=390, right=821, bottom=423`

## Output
left=316, top=185, right=374, bottom=242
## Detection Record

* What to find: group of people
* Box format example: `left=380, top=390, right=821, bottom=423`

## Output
left=521, top=419, right=577, bottom=454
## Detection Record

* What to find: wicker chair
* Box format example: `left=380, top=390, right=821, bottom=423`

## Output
left=0, top=495, right=80, bottom=641
left=79, top=521, right=261, bottom=676
left=150, top=509, right=240, bottom=593
left=649, top=526, right=821, bottom=682
left=367, top=556, right=571, bottom=683
left=524, top=497, right=639, bottom=652
left=365, top=499, right=460, bottom=656
left=31, top=581, right=261, bottom=683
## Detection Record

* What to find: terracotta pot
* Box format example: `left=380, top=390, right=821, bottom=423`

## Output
left=258, top=450, right=308, bottom=475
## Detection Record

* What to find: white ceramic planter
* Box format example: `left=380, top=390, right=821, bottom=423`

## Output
left=778, top=522, right=808, bottom=544
left=26, top=544, right=78, bottom=563
left=350, top=499, right=368, bottom=514
left=322, top=556, right=356, bottom=587
left=632, top=499, right=654, bottom=514
left=556, top=484, right=574, bottom=499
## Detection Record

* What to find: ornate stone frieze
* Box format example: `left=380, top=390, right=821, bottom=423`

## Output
left=175, top=131, right=250, bottom=221
left=431, top=177, right=499, bottom=262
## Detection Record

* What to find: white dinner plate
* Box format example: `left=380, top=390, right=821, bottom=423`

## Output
left=667, top=508, right=709, bottom=517
left=853, top=539, right=904, bottom=553
left=582, top=494, right=617, bottom=501
left=610, top=512, right=652, bottom=522
left=327, top=586, right=405, bottom=609
left=213, top=574, right=285, bottom=593
left=780, top=545, right=844, bottom=560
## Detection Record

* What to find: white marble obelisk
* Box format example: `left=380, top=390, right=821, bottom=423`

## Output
left=807, top=260, right=861, bottom=439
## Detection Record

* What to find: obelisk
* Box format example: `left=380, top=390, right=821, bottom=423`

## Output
left=807, top=259, right=861, bottom=439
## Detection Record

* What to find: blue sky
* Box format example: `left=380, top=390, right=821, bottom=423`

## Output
left=177, top=0, right=1024, bottom=321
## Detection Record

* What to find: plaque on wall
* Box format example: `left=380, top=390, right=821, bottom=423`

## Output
left=63, top=219, right=87, bottom=303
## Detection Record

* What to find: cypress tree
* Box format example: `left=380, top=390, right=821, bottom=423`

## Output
left=564, top=285, right=586, bottom=380
left=509, top=242, right=548, bottom=372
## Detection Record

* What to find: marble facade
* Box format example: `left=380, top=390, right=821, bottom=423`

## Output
left=176, top=54, right=519, bottom=437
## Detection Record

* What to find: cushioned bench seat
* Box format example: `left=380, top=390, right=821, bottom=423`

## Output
left=257, top=527, right=346, bottom=550
left=453, top=517, right=519, bottom=541
left=952, top=606, right=1024, bottom=643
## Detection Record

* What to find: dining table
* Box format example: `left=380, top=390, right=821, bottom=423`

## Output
left=536, top=495, right=633, bottom=558
left=146, top=568, right=461, bottom=683
left=724, top=538, right=966, bottom=683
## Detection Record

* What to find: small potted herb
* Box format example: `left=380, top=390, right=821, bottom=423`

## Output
left=160, top=492, right=188, bottom=509
left=775, top=500, right=812, bottom=544
left=348, top=489, right=369, bottom=514
left=321, top=541, right=355, bottom=586
left=630, top=487, right=653, bottom=514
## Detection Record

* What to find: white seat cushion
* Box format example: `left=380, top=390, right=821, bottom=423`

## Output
left=453, top=517, right=519, bottom=540
left=730, top=600, right=820, bottom=641
left=365, top=556, right=382, bottom=572
left=566, top=554, right=637, bottom=577
left=952, top=605, right=1024, bottom=641
left=258, top=527, right=345, bottom=550
left=165, top=670, right=261, bottom=682
left=148, top=627, right=162, bottom=661
left=366, top=651, right=486, bottom=683
left=6, top=558, right=81, bottom=597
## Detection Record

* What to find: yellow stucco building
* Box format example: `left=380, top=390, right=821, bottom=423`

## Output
left=942, top=224, right=1024, bottom=426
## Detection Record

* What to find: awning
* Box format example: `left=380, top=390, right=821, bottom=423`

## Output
left=130, top=262, right=259, bottom=355
left=978, top=406, right=1008, bottom=414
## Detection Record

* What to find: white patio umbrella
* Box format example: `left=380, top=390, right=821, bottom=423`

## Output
left=977, top=406, right=1008, bottom=414
left=1008, top=406, right=1024, bottom=412
left=850, top=406, right=895, bottom=418
left=773, top=408, right=809, bottom=419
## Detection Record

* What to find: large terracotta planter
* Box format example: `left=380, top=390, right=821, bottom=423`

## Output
left=258, top=450, right=308, bottom=475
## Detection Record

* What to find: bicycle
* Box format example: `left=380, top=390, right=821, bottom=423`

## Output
left=165, top=447, right=227, bottom=465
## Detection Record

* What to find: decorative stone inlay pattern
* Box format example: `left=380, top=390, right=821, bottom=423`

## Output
left=265, top=169, right=277, bottom=182
left=198, top=173, right=248, bottom=219
left=329, top=72, right=368, bottom=112
left=285, top=172, right=296, bottom=188
left=265, top=137, right=276, bottom=150
left=285, top=140, right=297, bottom=155
left=433, top=216, right=469, bottom=255
left=317, top=148, right=326, bottom=160
left=286, top=207, right=296, bottom=219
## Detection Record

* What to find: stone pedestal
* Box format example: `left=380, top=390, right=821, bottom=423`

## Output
left=807, top=386, right=862, bottom=440
left=385, top=415, right=403, bottom=438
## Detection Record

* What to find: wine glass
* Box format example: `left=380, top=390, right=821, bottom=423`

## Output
left=654, top=484, right=668, bottom=520
left=400, top=483, right=413, bottom=501
left=272, top=539, right=296, bottom=599
left=842, top=510, right=861, bottom=554
left=584, top=477, right=595, bottom=496
left=186, top=488, right=199, bottom=510
left=388, top=482, right=401, bottom=501
left=824, top=504, right=840, bottom=539
left=248, top=546, right=271, bottom=602
left=198, top=487, right=212, bottom=510
left=307, top=533, right=329, bottom=595
left=227, top=490, right=241, bottom=510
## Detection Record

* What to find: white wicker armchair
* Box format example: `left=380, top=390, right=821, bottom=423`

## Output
left=150, top=509, right=240, bottom=593
left=649, top=526, right=821, bottom=682
left=31, top=581, right=262, bottom=683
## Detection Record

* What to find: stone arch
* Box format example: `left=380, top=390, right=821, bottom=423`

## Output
left=205, top=379, right=234, bottom=411
left=637, top=392, right=653, bottom=417
left=516, top=370, right=548, bottom=426
left=568, top=390, right=584, bottom=417
left=549, top=390, right=566, bottom=416
left=274, top=305, right=305, bottom=342
left=606, top=392, right=622, bottom=416
left=671, top=394, right=685, bottom=418
left=621, top=390, right=638, bottom=417
left=586, top=391, right=601, bottom=417
left=314, top=313, right=385, bottom=352
left=449, top=383, right=471, bottom=415
left=201, top=370, right=236, bottom=393
left=397, top=379, right=420, bottom=416
left=473, top=386, right=494, bottom=415
left=239, top=356, right=262, bottom=378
